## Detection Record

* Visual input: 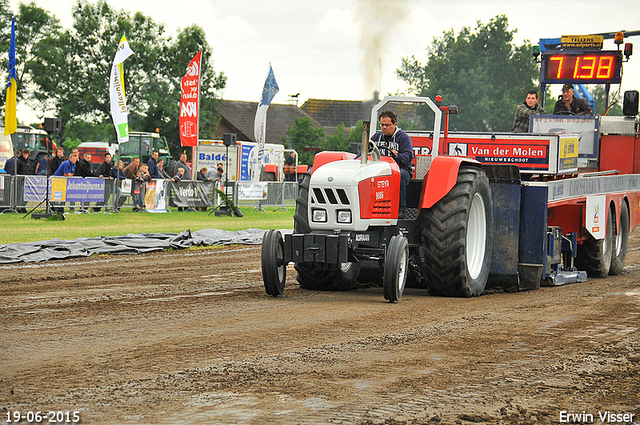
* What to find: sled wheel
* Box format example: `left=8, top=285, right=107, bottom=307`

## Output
left=578, top=207, right=613, bottom=278
left=262, top=229, right=286, bottom=297
left=383, top=235, right=409, bottom=303
left=419, top=166, right=493, bottom=297
left=610, top=202, right=629, bottom=275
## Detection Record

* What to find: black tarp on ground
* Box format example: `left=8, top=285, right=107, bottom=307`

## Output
left=0, top=228, right=274, bottom=264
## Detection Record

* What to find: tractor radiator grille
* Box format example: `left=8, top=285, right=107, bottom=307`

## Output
left=312, top=188, right=350, bottom=205
left=372, top=200, right=392, bottom=216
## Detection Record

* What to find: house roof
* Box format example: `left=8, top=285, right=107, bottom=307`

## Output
left=300, top=99, right=366, bottom=129
left=301, top=98, right=424, bottom=130
left=214, top=100, right=318, bottom=145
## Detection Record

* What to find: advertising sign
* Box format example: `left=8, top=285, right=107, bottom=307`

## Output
left=169, top=181, right=213, bottom=207
left=144, top=179, right=168, bottom=213
left=237, top=182, right=267, bottom=200
left=65, top=178, right=105, bottom=202
left=447, top=138, right=551, bottom=170
left=179, top=51, right=202, bottom=147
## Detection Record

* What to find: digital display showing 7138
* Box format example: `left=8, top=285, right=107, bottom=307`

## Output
left=541, top=51, right=622, bottom=84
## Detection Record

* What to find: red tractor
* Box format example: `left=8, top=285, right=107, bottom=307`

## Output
left=262, top=92, right=640, bottom=302
left=262, top=96, right=494, bottom=301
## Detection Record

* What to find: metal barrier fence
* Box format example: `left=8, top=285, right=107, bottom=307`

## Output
left=0, top=175, right=249, bottom=214
left=235, top=181, right=299, bottom=209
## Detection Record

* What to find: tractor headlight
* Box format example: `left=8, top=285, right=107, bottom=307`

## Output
left=312, top=209, right=327, bottom=222
left=337, top=210, right=352, bottom=223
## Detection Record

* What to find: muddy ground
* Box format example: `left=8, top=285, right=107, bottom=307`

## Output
left=1, top=231, right=639, bottom=425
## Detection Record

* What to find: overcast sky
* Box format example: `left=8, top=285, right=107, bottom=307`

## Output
left=8, top=0, right=640, bottom=123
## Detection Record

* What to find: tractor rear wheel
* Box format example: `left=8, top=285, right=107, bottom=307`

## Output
left=293, top=174, right=358, bottom=291
left=577, top=206, right=613, bottom=277
left=610, top=202, right=629, bottom=275
left=419, top=166, right=493, bottom=297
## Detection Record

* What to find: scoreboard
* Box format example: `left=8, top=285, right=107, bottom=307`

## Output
left=541, top=51, right=622, bottom=84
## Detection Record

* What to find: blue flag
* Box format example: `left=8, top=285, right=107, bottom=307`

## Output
left=253, top=64, right=279, bottom=180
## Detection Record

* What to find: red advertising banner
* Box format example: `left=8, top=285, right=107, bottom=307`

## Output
left=179, top=50, right=202, bottom=147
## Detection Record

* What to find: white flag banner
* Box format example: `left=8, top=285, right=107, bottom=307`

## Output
left=252, top=64, right=278, bottom=180
left=109, top=35, right=134, bottom=143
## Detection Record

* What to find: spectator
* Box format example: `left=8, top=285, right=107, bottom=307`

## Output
left=35, top=153, right=49, bottom=176
left=74, top=153, right=95, bottom=178
left=112, top=160, right=125, bottom=180
left=49, top=148, right=64, bottom=175
left=147, top=151, right=160, bottom=179
left=74, top=153, right=95, bottom=211
left=215, top=162, right=225, bottom=182
left=16, top=149, right=31, bottom=175
left=123, top=157, right=140, bottom=180
left=68, top=148, right=80, bottom=211
left=15, top=149, right=32, bottom=212
left=94, top=153, right=114, bottom=212
left=54, top=154, right=78, bottom=176
left=196, top=167, right=211, bottom=181
left=96, top=153, right=114, bottom=178
left=113, top=160, right=127, bottom=212
left=139, top=163, right=151, bottom=183
left=553, top=83, right=593, bottom=115
left=172, top=167, right=185, bottom=183
left=284, top=152, right=296, bottom=181
left=511, top=89, right=546, bottom=133
left=157, top=158, right=171, bottom=179
left=131, top=169, right=145, bottom=212
left=172, top=167, right=187, bottom=211
left=173, top=153, right=192, bottom=179
left=4, top=150, right=19, bottom=175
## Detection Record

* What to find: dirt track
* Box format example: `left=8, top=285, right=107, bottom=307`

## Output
left=1, top=232, right=639, bottom=425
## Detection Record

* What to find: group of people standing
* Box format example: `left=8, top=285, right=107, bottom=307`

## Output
left=511, top=83, right=593, bottom=133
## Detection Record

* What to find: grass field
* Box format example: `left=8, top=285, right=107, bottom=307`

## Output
left=0, top=207, right=295, bottom=245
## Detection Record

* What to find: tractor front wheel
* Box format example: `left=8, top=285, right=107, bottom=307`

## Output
left=261, top=229, right=286, bottom=297
left=383, top=235, right=409, bottom=302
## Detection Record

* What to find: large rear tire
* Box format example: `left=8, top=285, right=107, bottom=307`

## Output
left=293, top=174, right=357, bottom=291
left=610, top=202, right=629, bottom=275
left=383, top=235, right=409, bottom=302
left=577, top=207, right=613, bottom=278
left=419, top=166, right=493, bottom=297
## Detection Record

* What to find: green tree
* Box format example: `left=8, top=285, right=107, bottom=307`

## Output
left=26, top=0, right=225, bottom=154
left=0, top=1, right=62, bottom=111
left=322, top=123, right=351, bottom=152
left=592, top=85, right=622, bottom=116
left=397, top=15, right=539, bottom=132
left=282, top=116, right=324, bottom=165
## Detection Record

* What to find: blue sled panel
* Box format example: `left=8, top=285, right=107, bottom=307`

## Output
left=488, top=179, right=521, bottom=289
left=518, top=184, right=548, bottom=291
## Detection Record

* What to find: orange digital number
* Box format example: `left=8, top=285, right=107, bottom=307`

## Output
left=550, top=56, right=564, bottom=79
left=596, top=56, right=614, bottom=79
left=574, top=55, right=597, bottom=79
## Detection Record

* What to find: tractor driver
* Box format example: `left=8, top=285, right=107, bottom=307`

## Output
left=370, top=110, right=413, bottom=218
